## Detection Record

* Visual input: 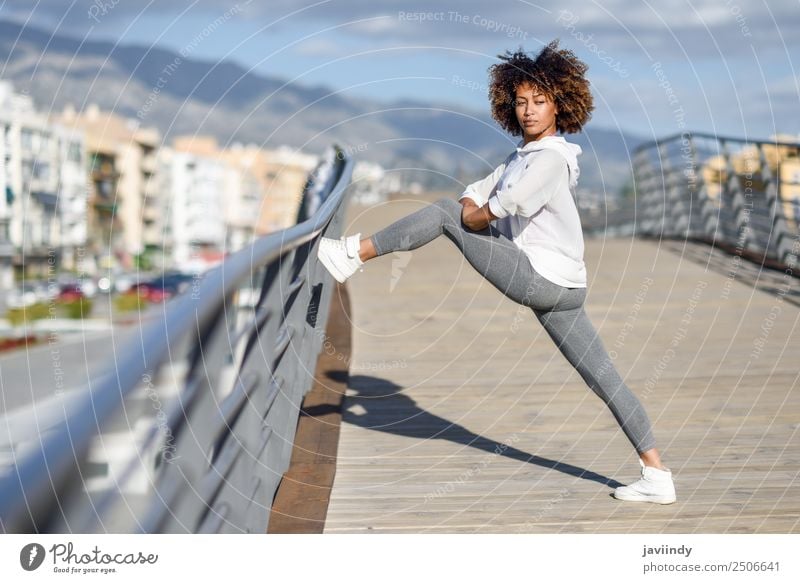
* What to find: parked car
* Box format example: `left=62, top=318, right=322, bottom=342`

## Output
left=57, top=283, right=86, bottom=302
left=113, top=272, right=148, bottom=294
left=127, top=271, right=195, bottom=303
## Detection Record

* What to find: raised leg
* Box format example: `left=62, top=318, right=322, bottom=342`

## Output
left=368, top=198, right=582, bottom=309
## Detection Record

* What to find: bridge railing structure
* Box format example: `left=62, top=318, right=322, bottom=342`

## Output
left=0, top=145, right=353, bottom=534
left=632, top=132, right=800, bottom=271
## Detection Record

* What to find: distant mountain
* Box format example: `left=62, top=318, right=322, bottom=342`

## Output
left=0, top=19, right=646, bottom=196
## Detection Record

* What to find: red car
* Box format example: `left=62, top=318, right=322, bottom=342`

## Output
left=126, top=282, right=169, bottom=303
left=126, top=272, right=193, bottom=303
left=57, top=283, right=85, bottom=302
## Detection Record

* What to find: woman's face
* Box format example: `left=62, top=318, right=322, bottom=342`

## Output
left=513, top=83, right=558, bottom=142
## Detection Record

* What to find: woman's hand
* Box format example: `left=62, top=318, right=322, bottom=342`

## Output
left=460, top=199, right=496, bottom=231
left=460, top=199, right=478, bottom=227
left=460, top=198, right=478, bottom=216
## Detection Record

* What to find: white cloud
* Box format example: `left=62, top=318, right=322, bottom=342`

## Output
left=294, top=37, right=347, bottom=57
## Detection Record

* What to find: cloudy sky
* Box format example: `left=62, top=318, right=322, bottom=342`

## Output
left=2, top=0, right=798, bottom=140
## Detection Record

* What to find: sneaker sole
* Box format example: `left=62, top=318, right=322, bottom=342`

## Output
left=612, top=491, right=676, bottom=504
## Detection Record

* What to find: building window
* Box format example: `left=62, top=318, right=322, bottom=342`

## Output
left=21, top=160, right=33, bottom=183
left=97, top=180, right=115, bottom=199
left=33, top=160, right=50, bottom=182
left=21, top=129, right=34, bottom=150
left=68, top=142, right=82, bottom=164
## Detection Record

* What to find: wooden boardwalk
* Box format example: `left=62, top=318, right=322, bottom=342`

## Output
left=322, top=193, right=800, bottom=533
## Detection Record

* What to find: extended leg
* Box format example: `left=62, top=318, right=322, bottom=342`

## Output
left=533, top=305, right=658, bottom=455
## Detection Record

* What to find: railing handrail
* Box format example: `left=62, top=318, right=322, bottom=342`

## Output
left=0, top=146, right=354, bottom=533
left=633, top=131, right=800, bottom=154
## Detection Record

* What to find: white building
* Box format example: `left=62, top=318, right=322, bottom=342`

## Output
left=221, top=151, right=261, bottom=254
left=52, top=124, right=89, bottom=272
left=160, top=147, right=227, bottom=269
left=0, top=80, right=62, bottom=279
left=349, top=160, right=393, bottom=206
left=171, top=137, right=266, bottom=263
left=0, top=87, right=15, bottom=291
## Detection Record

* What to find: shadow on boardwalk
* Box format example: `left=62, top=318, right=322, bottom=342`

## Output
left=312, top=370, right=625, bottom=489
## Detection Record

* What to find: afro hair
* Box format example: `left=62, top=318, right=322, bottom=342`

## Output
left=488, top=39, right=594, bottom=135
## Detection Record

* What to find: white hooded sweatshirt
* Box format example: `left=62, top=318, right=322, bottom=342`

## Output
left=458, top=135, right=587, bottom=288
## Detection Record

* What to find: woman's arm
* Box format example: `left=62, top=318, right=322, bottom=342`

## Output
left=457, top=153, right=514, bottom=207
left=460, top=198, right=499, bottom=231
left=488, top=150, right=568, bottom=219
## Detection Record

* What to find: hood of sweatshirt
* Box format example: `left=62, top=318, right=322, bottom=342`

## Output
left=515, top=135, right=582, bottom=189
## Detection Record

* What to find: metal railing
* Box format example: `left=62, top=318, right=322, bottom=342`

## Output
left=632, top=131, right=800, bottom=270
left=0, top=145, right=354, bottom=533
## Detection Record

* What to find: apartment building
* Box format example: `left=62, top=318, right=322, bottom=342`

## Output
left=55, top=104, right=160, bottom=272
left=0, top=81, right=63, bottom=280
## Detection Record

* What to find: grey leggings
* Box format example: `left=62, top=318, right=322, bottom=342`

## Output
left=369, top=197, right=657, bottom=454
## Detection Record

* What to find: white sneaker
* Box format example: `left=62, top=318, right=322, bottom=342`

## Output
left=612, top=458, right=677, bottom=504
left=317, top=232, right=365, bottom=283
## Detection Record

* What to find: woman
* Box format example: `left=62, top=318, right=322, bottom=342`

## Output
left=318, top=40, right=676, bottom=504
